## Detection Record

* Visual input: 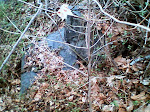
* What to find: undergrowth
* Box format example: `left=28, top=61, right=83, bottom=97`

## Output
left=0, top=0, right=150, bottom=111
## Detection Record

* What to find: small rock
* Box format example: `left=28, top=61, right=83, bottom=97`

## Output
left=20, top=71, right=37, bottom=94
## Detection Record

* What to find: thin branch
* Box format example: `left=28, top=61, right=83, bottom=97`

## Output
left=18, top=0, right=54, bottom=13
left=2, top=11, right=22, bottom=33
left=66, top=24, right=86, bottom=35
left=143, top=61, right=150, bottom=77
left=44, top=0, right=65, bottom=42
left=116, top=0, right=149, bottom=22
left=91, top=39, right=119, bottom=57
left=92, top=0, right=150, bottom=32
left=0, top=2, right=43, bottom=72
left=87, top=0, right=92, bottom=111
left=90, top=22, right=113, bottom=48
left=144, top=18, right=150, bottom=45
left=46, top=39, right=87, bottom=49
left=62, top=60, right=88, bottom=76
left=128, top=0, right=149, bottom=13
left=45, top=0, right=57, bottom=25
left=103, top=0, right=111, bottom=9
left=130, top=55, right=150, bottom=66
left=0, top=28, right=20, bottom=35
left=18, top=34, right=88, bottom=49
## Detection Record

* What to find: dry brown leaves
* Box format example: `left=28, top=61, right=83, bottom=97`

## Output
left=114, top=55, right=144, bottom=73
left=1, top=1, right=150, bottom=111
left=19, top=43, right=150, bottom=111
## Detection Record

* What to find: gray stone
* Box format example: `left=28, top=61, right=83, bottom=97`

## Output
left=20, top=6, right=85, bottom=94
left=46, top=27, right=78, bottom=69
left=68, top=5, right=82, bottom=17
left=20, top=71, right=37, bottom=94
left=65, top=15, right=88, bottom=59
left=20, top=28, right=79, bottom=94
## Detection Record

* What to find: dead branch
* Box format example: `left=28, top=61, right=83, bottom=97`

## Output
left=86, top=0, right=92, bottom=111
left=0, top=1, right=43, bottom=72
left=0, top=28, right=20, bottom=35
left=130, top=55, right=150, bottom=66
left=18, top=0, right=54, bottom=13
left=92, top=0, right=150, bottom=32
left=2, top=11, right=21, bottom=33
left=144, top=18, right=150, bottom=45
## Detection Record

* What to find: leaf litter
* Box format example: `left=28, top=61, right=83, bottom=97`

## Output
left=0, top=1, right=150, bottom=112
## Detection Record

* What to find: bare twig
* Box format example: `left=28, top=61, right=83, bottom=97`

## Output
left=0, top=28, right=20, bottom=35
left=143, top=61, right=150, bottom=77
left=62, top=60, right=88, bottom=76
left=18, top=0, right=54, bottom=13
left=91, top=39, right=119, bottom=57
left=66, top=24, right=86, bottom=35
left=115, top=0, right=149, bottom=22
left=87, top=0, right=92, bottom=111
left=46, top=39, right=87, bottom=49
left=129, top=0, right=149, bottom=13
left=130, top=55, right=150, bottom=66
left=1, top=11, right=21, bottom=33
left=44, top=0, right=59, bottom=27
left=92, top=0, right=150, bottom=32
left=90, top=22, right=113, bottom=48
left=44, top=0, right=65, bottom=42
left=138, top=12, right=150, bottom=26
left=18, top=33, right=88, bottom=49
left=103, top=0, right=111, bottom=9
left=144, top=18, right=150, bottom=45
left=0, top=2, right=43, bottom=72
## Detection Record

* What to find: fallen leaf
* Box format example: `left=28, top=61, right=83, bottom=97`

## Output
left=131, top=92, right=147, bottom=101
left=54, top=84, right=60, bottom=89
left=34, top=92, right=42, bottom=101
left=11, top=79, right=20, bottom=85
left=126, top=101, right=134, bottom=111
left=114, top=55, right=127, bottom=66
left=102, top=105, right=114, bottom=112
left=68, top=96, right=74, bottom=101
left=82, top=97, right=86, bottom=102
left=118, top=107, right=126, bottom=112
left=144, top=104, right=150, bottom=112
left=106, top=75, right=126, bottom=87
left=57, top=4, right=73, bottom=20
left=41, top=82, right=49, bottom=89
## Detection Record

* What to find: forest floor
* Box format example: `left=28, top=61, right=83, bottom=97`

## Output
left=0, top=0, right=150, bottom=111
